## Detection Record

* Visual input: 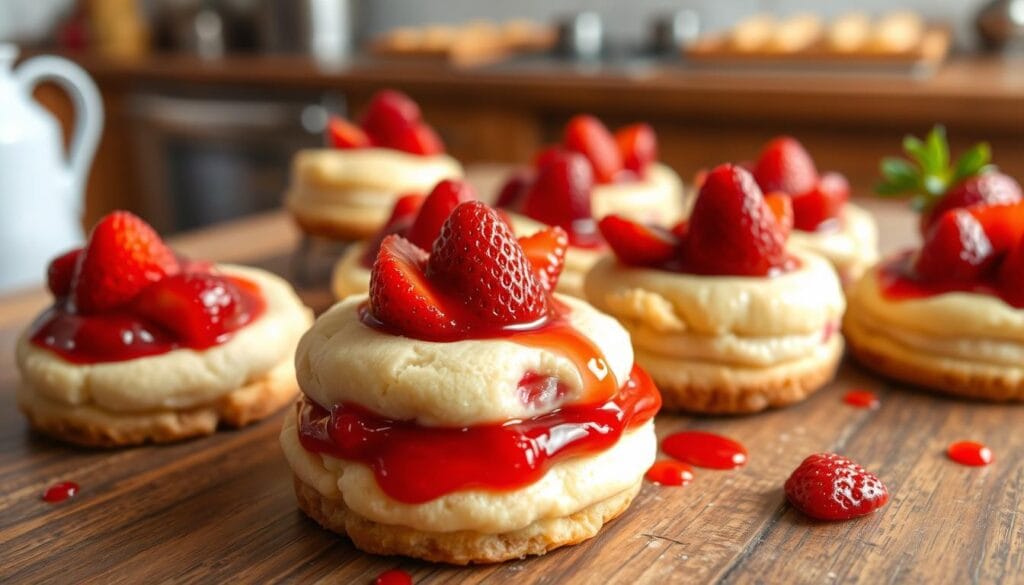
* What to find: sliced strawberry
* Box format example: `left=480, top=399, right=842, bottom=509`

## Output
left=369, top=235, right=457, bottom=339
left=382, top=122, right=444, bottom=156
left=405, top=179, right=476, bottom=250
left=764, top=192, right=794, bottom=239
left=785, top=453, right=889, bottom=521
left=753, top=136, right=819, bottom=196
left=913, top=208, right=995, bottom=283
left=72, top=211, right=180, bottom=313
left=523, top=150, right=601, bottom=247
left=966, top=200, right=1024, bottom=253
left=598, top=215, right=678, bottom=267
left=518, top=227, right=569, bottom=292
left=682, top=164, right=789, bottom=277
left=670, top=220, right=689, bottom=240
left=360, top=194, right=427, bottom=267
left=533, top=145, right=567, bottom=171
left=133, top=272, right=247, bottom=345
left=360, top=89, right=421, bottom=141
left=428, top=202, right=547, bottom=326
left=615, top=123, right=658, bottom=176
left=326, top=115, right=371, bottom=149
left=922, top=171, right=1023, bottom=234
left=47, top=248, right=82, bottom=298
left=999, top=234, right=1024, bottom=306
left=494, top=171, right=533, bottom=212
left=791, top=172, right=850, bottom=232
left=563, top=115, right=623, bottom=184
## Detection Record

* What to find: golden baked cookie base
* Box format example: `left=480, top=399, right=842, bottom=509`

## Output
left=640, top=336, right=844, bottom=414
left=844, top=313, right=1024, bottom=401
left=293, top=475, right=641, bottom=565
left=17, top=359, right=298, bottom=447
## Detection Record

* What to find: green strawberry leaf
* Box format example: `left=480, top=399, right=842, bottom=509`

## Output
left=951, top=142, right=991, bottom=184
left=925, top=125, right=949, bottom=176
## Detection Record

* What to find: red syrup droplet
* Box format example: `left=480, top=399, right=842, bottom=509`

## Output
left=843, top=389, right=880, bottom=409
left=947, top=441, right=994, bottom=466
left=645, top=460, right=694, bottom=486
left=42, top=481, right=79, bottom=503
left=375, top=569, right=412, bottom=585
left=661, top=431, right=748, bottom=470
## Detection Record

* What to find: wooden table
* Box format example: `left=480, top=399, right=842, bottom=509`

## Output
left=2, top=199, right=1022, bottom=584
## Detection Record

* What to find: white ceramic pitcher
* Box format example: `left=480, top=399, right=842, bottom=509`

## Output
left=0, top=44, right=102, bottom=292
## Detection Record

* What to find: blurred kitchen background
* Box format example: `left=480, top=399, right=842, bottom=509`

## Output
left=2, top=0, right=1023, bottom=290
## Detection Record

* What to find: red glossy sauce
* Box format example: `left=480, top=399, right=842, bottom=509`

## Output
left=375, top=569, right=412, bottom=585
left=42, top=481, right=79, bottom=503
left=661, top=431, right=748, bottom=470
left=298, top=365, right=660, bottom=504
left=843, top=389, right=880, bottom=409
left=28, top=276, right=264, bottom=364
left=878, top=253, right=1022, bottom=308
left=645, top=460, right=694, bottom=486
left=947, top=441, right=994, bottom=466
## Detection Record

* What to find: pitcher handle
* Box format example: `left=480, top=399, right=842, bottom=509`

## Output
left=15, top=55, right=104, bottom=211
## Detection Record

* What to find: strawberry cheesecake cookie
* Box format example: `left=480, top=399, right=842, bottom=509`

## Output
left=846, top=129, right=1024, bottom=400
left=16, top=212, right=312, bottom=447
left=281, top=201, right=660, bottom=563
left=499, top=115, right=685, bottom=225
left=585, top=164, right=845, bottom=413
left=285, top=90, right=463, bottom=240
left=747, top=136, right=878, bottom=284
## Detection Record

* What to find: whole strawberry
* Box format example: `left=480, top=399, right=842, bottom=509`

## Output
left=785, top=453, right=889, bottom=521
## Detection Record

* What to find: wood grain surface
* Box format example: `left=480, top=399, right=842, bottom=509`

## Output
left=2, top=198, right=1021, bottom=584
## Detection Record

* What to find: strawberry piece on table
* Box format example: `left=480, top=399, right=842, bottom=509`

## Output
left=133, top=272, right=245, bottom=345
left=913, top=208, right=995, bottom=283
left=598, top=215, right=679, bottom=267
left=383, top=122, right=444, bottom=156
left=326, top=116, right=371, bottom=149
left=753, top=136, right=819, bottom=196
left=370, top=235, right=457, bottom=339
left=72, top=211, right=180, bottom=313
left=763, top=192, right=794, bottom=239
left=47, top=248, right=82, bottom=298
left=791, top=172, right=850, bottom=231
left=428, top=202, right=547, bottom=326
left=360, top=89, right=422, bottom=141
left=785, top=453, right=889, bottom=521
left=615, top=123, right=657, bottom=176
left=563, top=115, right=623, bottom=184
left=523, top=150, right=601, bottom=247
left=405, top=180, right=476, bottom=250
left=682, top=164, right=789, bottom=277
left=517, top=226, right=569, bottom=292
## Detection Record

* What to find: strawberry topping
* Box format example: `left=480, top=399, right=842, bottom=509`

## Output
left=405, top=180, right=476, bottom=250
left=359, top=194, right=427, bottom=267
left=522, top=150, right=603, bottom=248
left=753, top=136, right=819, bottom=196
left=791, top=172, right=850, bottom=232
left=563, top=115, right=623, bottom=184
left=360, top=89, right=422, bottom=141
left=914, top=209, right=994, bottom=284
left=324, top=89, right=445, bottom=156
left=46, top=248, right=83, bottom=298
left=518, top=227, right=569, bottom=292
left=615, top=123, right=658, bottom=177
left=133, top=272, right=252, bottom=346
left=326, top=116, right=371, bottom=149
left=785, top=453, right=889, bottom=521
left=598, top=216, right=678, bottom=267
left=369, top=236, right=458, bottom=340
left=381, top=122, right=445, bottom=156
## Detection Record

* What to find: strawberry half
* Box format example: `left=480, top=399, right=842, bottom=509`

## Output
left=133, top=272, right=247, bottom=345
left=360, top=90, right=422, bottom=141
left=999, top=234, right=1024, bottom=306
left=72, top=211, right=180, bottom=313
left=563, top=115, right=623, bottom=184
left=383, top=122, right=444, bottom=156
left=763, top=192, right=794, bottom=239
left=785, top=453, right=889, bottom=521
left=753, top=136, right=819, bottom=196
left=922, top=172, right=1023, bottom=232
left=523, top=150, right=601, bottom=247
left=405, top=180, right=476, bottom=250
left=428, top=202, right=547, bottom=327
left=913, top=208, right=995, bottom=283
left=47, top=248, right=83, bottom=298
left=494, top=171, right=533, bottom=212
left=369, top=235, right=457, bottom=339
left=518, top=226, right=569, bottom=292
left=791, top=172, right=850, bottom=231
left=615, top=123, right=657, bottom=176
left=598, top=215, right=678, bottom=267
left=360, top=193, right=426, bottom=267
left=683, top=164, right=789, bottom=277
left=326, top=116, right=371, bottom=149
left=966, top=200, right=1024, bottom=253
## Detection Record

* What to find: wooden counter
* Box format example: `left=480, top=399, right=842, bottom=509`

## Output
left=2, top=193, right=1021, bottom=583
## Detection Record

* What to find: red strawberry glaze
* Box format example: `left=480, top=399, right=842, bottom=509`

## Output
left=877, top=252, right=1023, bottom=309
left=843, top=389, right=880, bottom=409
left=947, top=441, right=994, bottom=466
left=661, top=431, right=748, bottom=470
left=42, top=481, right=79, bottom=503
left=375, top=569, right=413, bottom=585
left=297, top=365, right=660, bottom=504
left=28, top=275, right=265, bottom=364
left=645, top=460, right=694, bottom=486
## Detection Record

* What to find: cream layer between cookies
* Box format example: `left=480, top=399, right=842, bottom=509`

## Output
left=295, top=295, right=633, bottom=427
left=17, top=266, right=312, bottom=413
left=281, top=412, right=655, bottom=534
